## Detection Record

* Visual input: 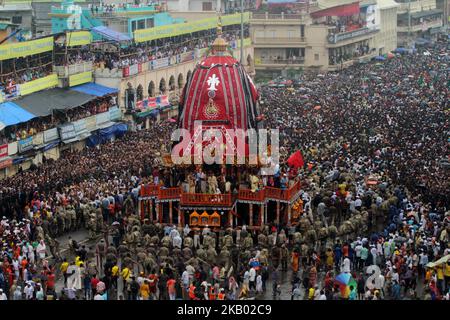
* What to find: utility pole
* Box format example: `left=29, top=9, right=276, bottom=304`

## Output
left=408, top=0, right=412, bottom=48
left=240, top=0, right=244, bottom=64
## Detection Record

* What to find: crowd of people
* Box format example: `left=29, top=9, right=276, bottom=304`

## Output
left=0, top=54, right=53, bottom=100
left=0, top=39, right=449, bottom=301
left=92, top=25, right=250, bottom=70
left=0, top=96, right=116, bottom=145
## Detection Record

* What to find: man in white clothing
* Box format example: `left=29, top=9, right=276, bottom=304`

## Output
left=248, top=267, right=256, bottom=291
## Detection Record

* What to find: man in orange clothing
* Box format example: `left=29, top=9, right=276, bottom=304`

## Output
left=188, top=283, right=197, bottom=300
left=140, top=279, right=150, bottom=300
left=167, top=277, right=176, bottom=300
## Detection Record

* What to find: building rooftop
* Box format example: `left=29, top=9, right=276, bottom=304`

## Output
left=0, top=3, right=32, bottom=11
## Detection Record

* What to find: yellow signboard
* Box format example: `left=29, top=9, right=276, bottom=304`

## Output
left=135, top=12, right=250, bottom=43
left=19, top=74, right=58, bottom=96
left=237, top=38, right=252, bottom=48
left=0, top=37, right=54, bottom=61
left=66, top=31, right=92, bottom=47
left=69, top=71, right=92, bottom=87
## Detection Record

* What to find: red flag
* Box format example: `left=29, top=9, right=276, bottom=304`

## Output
left=287, top=150, right=304, bottom=169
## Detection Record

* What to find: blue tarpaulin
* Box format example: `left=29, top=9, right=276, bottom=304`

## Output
left=0, top=101, right=36, bottom=127
left=91, top=26, right=132, bottom=42
left=43, top=140, right=60, bottom=152
left=70, top=83, right=118, bottom=97
left=87, top=123, right=128, bottom=147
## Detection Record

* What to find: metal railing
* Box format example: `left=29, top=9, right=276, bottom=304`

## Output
left=258, top=58, right=305, bottom=65
left=54, top=61, right=93, bottom=78
left=254, top=37, right=307, bottom=43
left=138, top=180, right=302, bottom=205
left=251, top=12, right=307, bottom=21
left=181, top=193, right=233, bottom=207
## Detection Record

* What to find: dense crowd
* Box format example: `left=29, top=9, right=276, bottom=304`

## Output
left=93, top=26, right=250, bottom=70
left=0, top=40, right=449, bottom=301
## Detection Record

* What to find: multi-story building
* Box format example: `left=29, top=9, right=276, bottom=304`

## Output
left=436, top=0, right=450, bottom=28
left=50, top=0, right=183, bottom=39
left=251, top=0, right=398, bottom=77
left=0, top=1, right=33, bottom=40
left=395, top=0, right=443, bottom=46
left=166, top=0, right=255, bottom=13
left=93, top=12, right=254, bottom=128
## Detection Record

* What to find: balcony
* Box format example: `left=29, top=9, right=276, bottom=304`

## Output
left=327, top=27, right=379, bottom=45
left=255, top=58, right=305, bottom=69
left=87, top=5, right=163, bottom=18
left=238, top=189, right=265, bottom=203
left=251, top=12, right=310, bottom=25
left=397, top=20, right=443, bottom=33
left=181, top=193, right=233, bottom=207
left=54, top=61, right=93, bottom=78
left=254, top=37, right=307, bottom=47
left=138, top=180, right=302, bottom=207
left=397, top=0, right=436, bottom=14
left=159, top=187, right=182, bottom=201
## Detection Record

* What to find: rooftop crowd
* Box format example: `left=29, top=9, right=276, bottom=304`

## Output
left=0, top=39, right=449, bottom=301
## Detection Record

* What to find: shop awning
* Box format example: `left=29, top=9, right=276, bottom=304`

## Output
left=311, top=2, right=360, bottom=18
left=70, top=83, right=118, bottom=97
left=91, top=26, right=132, bottom=42
left=0, top=101, right=36, bottom=127
left=13, top=88, right=97, bottom=117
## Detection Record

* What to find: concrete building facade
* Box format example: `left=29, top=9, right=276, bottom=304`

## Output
left=394, top=0, right=443, bottom=46
left=250, top=0, right=399, bottom=77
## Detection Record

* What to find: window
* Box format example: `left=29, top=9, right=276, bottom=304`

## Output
left=202, top=2, right=213, bottom=11
left=137, top=19, right=145, bottom=30
left=314, top=54, right=319, bottom=61
left=269, top=30, right=276, bottom=38
left=12, top=16, right=22, bottom=24
left=146, top=18, right=154, bottom=29
left=300, top=25, right=305, bottom=38
left=131, top=20, right=137, bottom=33
left=287, top=30, right=295, bottom=38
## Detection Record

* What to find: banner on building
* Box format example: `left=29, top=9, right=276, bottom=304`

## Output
left=0, top=158, right=12, bottom=170
left=85, top=115, right=97, bottom=132
left=0, top=144, right=7, bottom=159
left=109, top=106, right=121, bottom=121
left=134, top=12, right=250, bottom=43
left=0, top=36, right=54, bottom=61
left=66, top=31, right=92, bottom=47
left=43, top=128, right=59, bottom=143
left=150, top=57, right=170, bottom=70
left=3, top=82, right=20, bottom=100
left=19, top=74, right=58, bottom=96
left=32, top=132, right=44, bottom=146
left=8, top=141, right=17, bottom=155
left=73, top=119, right=88, bottom=135
left=69, top=71, right=92, bottom=87
left=96, top=112, right=110, bottom=126
left=18, top=137, right=33, bottom=153
left=59, top=124, right=77, bottom=141
left=148, top=97, right=157, bottom=109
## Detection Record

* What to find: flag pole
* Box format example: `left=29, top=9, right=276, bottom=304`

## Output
left=240, top=0, right=244, bottom=64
